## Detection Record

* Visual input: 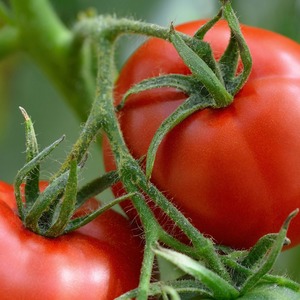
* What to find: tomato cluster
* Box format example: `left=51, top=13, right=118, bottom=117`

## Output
left=4, top=13, right=300, bottom=300
left=104, top=20, right=300, bottom=249
left=0, top=182, right=143, bottom=299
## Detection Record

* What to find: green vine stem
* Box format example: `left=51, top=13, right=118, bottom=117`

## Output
left=50, top=12, right=243, bottom=298
left=70, top=15, right=230, bottom=246
left=8, top=0, right=94, bottom=121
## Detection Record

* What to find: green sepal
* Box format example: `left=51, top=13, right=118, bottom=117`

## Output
left=43, top=159, right=78, bottom=237
left=116, top=279, right=212, bottom=300
left=239, top=210, right=299, bottom=295
left=169, top=27, right=233, bottom=108
left=184, top=37, right=223, bottom=83
left=241, top=234, right=289, bottom=269
left=262, top=275, right=300, bottom=292
left=227, top=234, right=283, bottom=286
left=24, top=170, right=69, bottom=233
left=76, top=170, right=119, bottom=208
left=153, top=245, right=239, bottom=299
left=194, top=8, right=223, bottom=40
left=14, top=135, right=65, bottom=221
left=221, top=1, right=252, bottom=94
left=116, top=74, right=200, bottom=111
left=238, top=282, right=300, bottom=300
left=161, top=286, right=181, bottom=300
left=64, top=192, right=137, bottom=234
left=146, top=94, right=213, bottom=180
left=19, top=107, right=40, bottom=209
left=219, top=32, right=240, bottom=91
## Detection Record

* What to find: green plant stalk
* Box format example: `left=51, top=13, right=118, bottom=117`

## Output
left=56, top=14, right=239, bottom=176
left=70, top=17, right=229, bottom=251
left=9, top=0, right=94, bottom=121
left=53, top=19, right=232, bottom=297
left=56, top=16, right=199, bottom=174
left=70, top=33, right=170, bottom=298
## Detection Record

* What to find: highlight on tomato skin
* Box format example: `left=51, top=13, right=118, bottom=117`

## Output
left=103, top=19, right=300, bottom=250
left=0, top=181, right=143, bottom=300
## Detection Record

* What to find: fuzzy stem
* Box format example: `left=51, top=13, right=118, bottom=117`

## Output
left=49, top=17, right=231, bottom=297
left=68, top=16, right=229, bottom=279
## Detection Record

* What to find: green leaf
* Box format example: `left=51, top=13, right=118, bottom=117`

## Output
left=153, top=246, right=239, bottom=299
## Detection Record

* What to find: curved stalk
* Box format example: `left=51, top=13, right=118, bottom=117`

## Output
left=54, top=17, right=231, bottom=291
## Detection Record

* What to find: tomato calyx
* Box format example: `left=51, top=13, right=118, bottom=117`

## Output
left=116, top=0, right=252, bottom=180
left=118, top=210, right=300, bottom=299
left=14, top=107, right=131, bottom=237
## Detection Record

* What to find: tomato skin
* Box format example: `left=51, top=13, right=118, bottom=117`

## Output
left=0, top=181, right=142, bottom=300
left=103, top=20, right=300, bottom=249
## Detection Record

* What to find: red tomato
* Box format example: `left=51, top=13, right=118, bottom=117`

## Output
left=103, top=20, right=300, bottom=249
left=0, top=181, right=143, bottom=300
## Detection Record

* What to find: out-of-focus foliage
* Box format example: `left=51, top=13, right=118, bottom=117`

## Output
left=232, top=0, right=300, bottom=42
left=0, top=0, right=299, bottom=281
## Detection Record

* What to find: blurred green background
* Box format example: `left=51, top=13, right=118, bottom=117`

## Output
left=1, top=0, right=300, bottom=281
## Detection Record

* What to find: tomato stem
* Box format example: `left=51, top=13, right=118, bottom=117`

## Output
left=44, top=1, right=254, bottom=296
left=56, top=12, right=234, bottom=297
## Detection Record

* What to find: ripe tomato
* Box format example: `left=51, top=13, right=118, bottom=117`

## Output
left=103, top=20, right=300, bottom=249
left=0, top=181, right=143, bottom=300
